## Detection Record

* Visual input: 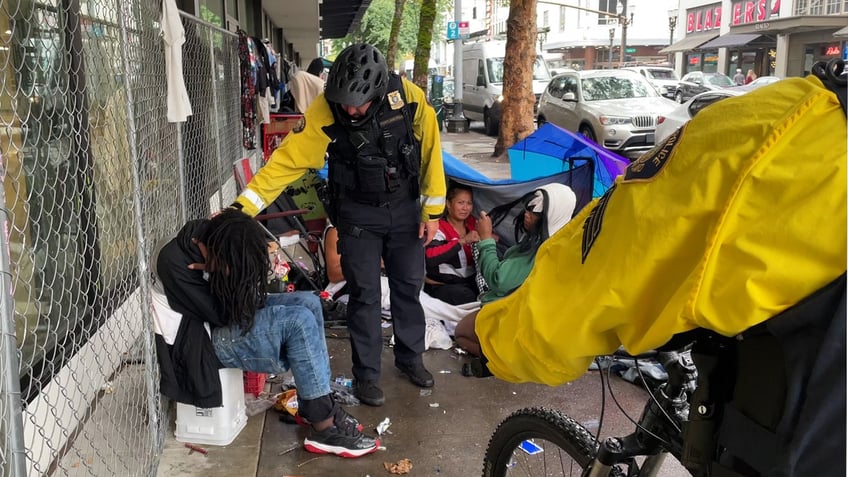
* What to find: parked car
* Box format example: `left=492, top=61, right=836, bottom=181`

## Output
left=655, top=90, right=744, bottom=142
left=536, top=69, right=677, bottom=159
left=622, top=66, right=680, bottom=100
left=675, top=71, right=735, bottom=103
left=731, top=75, right=781, bottom=91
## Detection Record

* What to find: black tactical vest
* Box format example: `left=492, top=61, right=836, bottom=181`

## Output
left=323, top=73, right=421, bottom=209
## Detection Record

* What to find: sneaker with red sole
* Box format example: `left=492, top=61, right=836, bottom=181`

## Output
left=303, top=426, right=380, bottom=458
left=293, top=406, right=363, bottom=432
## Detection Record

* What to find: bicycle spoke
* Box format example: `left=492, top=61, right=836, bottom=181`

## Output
left=502, top=438, right=584, bottom=476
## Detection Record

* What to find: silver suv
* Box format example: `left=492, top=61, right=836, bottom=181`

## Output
left=537, top=69, right=677, bottom=159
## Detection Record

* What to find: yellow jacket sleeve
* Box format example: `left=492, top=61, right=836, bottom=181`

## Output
left=476, top=75, right=847, bottom=386
left=233, top=97, right=334, bottom=216
left=402, top=78, right=446, bottom=221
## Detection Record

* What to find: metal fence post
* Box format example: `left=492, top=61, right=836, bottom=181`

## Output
left=208, top=28, right=226, bottom=209
left=116, top=4, right=165, bottom=464
left=0, top=191, right=28, bottom=477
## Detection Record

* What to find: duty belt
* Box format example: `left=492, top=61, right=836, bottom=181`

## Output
left=341, top=185, right=412, bottom=207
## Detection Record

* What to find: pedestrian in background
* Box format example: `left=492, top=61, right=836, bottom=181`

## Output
left=745, top=69, right=758, bottom=85
left=733, top=68, right=745, bottom=86
left=231, top=43, right=446, bottom=407
left=288, top=57, right=326, bottom=113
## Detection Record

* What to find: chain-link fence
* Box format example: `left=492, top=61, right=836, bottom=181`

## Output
left=0, top=0, right=247, bottom=474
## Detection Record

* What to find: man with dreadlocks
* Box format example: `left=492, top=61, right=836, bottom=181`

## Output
left=152, top=209, right=379, bottom=458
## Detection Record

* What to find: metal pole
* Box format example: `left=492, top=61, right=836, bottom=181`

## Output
left=668, top=27, right=674, bottom=66
left=620, top=14, right=632, bottom=68
left=0, top=200, right=27, bottom=477
left=446, top=0, right=468, bottom=133
left=667, top=14, right=677, bottom=67
left=207, top=28, right=226, bottom=211
left=116, top=6, right=162, bottom=461
left=609, top=29, right=614, bottom=68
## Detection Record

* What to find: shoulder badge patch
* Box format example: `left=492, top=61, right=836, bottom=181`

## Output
left=387, top=90, right=404, bottom=110
left=622, top=127, right=680, bottom=182
left=581, top=185, right=615, bottom=263
left=292, top=117, right=306, bottom=133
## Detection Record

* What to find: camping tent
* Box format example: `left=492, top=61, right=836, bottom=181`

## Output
left=443, top=151, right=597, bottom=247
left=507, top=123, right=629, bottom=198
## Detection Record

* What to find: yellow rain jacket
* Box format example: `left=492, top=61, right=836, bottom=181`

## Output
left=234, top=77, right=446, bottom=221
left=476, top=75, right=847, bottom=386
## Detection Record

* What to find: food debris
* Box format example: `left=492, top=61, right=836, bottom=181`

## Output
left=384, top=458, right=413, bottom=474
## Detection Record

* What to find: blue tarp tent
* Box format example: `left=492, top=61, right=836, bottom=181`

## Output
left=443, top=150, right=597, bottom=247
left=507, top=123, right=629, bottom=198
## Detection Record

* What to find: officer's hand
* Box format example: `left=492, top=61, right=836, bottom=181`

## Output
left=420, top=220, right=439, bottom=246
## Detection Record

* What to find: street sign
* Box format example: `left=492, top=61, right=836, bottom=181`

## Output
left=447, top=21, right=459, bottom=40
left=458, top=21, right=470, bottom=37
left=625, top=47, right=636, bottom=53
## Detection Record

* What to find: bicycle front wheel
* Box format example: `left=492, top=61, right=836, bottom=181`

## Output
left=483, top=407, right=599, bottom=477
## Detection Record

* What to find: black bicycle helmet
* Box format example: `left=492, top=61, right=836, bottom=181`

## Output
left=325, top=43, right=389, bottom=107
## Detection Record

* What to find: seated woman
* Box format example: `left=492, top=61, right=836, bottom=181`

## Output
left=424, top=182, right=480, bottom=305
left=455, top=183, right=576, bottom=356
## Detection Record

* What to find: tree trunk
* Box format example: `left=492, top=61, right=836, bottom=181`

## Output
left=386, top=0, right=406, bottom=71
left=413, top=0, right=437, bottom=94
left=493, top=0, right=537, bottom=157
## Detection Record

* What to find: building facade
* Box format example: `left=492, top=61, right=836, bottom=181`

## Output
left=664, top=0, right=847, bottom=78
left=0, top=0, right=358, bottom=475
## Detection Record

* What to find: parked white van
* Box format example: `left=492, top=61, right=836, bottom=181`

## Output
left=461, top=41, right=551, bottom=135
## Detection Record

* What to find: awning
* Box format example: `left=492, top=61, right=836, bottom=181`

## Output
left=729, top=16, right=848, bottom=35
left=659, top=33, right=719, bottom=54
left=835, top=25, right=848, bottom=38
left=697, top=33, right=771, bottom=49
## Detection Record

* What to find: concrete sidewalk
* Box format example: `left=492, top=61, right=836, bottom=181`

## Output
left=154, top=124, right=503, bottom=477
left=155, top=124, right=689, bottom=477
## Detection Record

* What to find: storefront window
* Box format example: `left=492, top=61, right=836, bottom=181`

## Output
left=7, top=1, right=86, bottom=393
left=703, top=52, right=718, bottom=72
left=199, top=0, right=224, bottom=28
left=2, top=0, right=139, bottom=400
left=686, top=53, right=701, bottom=73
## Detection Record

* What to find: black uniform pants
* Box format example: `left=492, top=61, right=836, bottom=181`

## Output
left=337, top=196, right=426, bottom=383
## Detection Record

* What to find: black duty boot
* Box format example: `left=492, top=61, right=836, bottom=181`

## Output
left=353, top=380, right=385, bottom=407
left=395, top=361, right=434, bottom=388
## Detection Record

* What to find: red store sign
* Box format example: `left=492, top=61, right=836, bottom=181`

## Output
left=731, top=0, right=781, bottom=25
left=686, top=4, right=723, bottom=33
left=823, top=45, right=841, bottom=56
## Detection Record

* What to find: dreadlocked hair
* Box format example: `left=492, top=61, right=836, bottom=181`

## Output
left=200, top=209, right=269, bottom=333
left=486, top=189, right=549, bottom=254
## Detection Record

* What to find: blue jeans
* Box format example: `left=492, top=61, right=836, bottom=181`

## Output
left=211, top=292, right=330, bottom=400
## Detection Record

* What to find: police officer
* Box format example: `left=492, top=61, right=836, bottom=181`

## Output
left=231, top=43, right=446, bottom=407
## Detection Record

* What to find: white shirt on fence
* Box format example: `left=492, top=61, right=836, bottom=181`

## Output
left=161, top=0, right=193, bottom=123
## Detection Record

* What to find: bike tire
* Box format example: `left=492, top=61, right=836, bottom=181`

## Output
left=482, top=407, right=623, bottom=477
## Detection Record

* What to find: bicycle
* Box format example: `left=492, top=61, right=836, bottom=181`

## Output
left=482, top=330, right=733, bottom=477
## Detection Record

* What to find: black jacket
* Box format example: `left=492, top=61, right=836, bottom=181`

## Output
left=154, top=219, right=227, bottom=408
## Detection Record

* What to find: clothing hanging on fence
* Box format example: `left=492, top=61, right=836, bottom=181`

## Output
left=160, top=0, right=192, bottom=122
left=237, top=29, right=256, bottom=149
